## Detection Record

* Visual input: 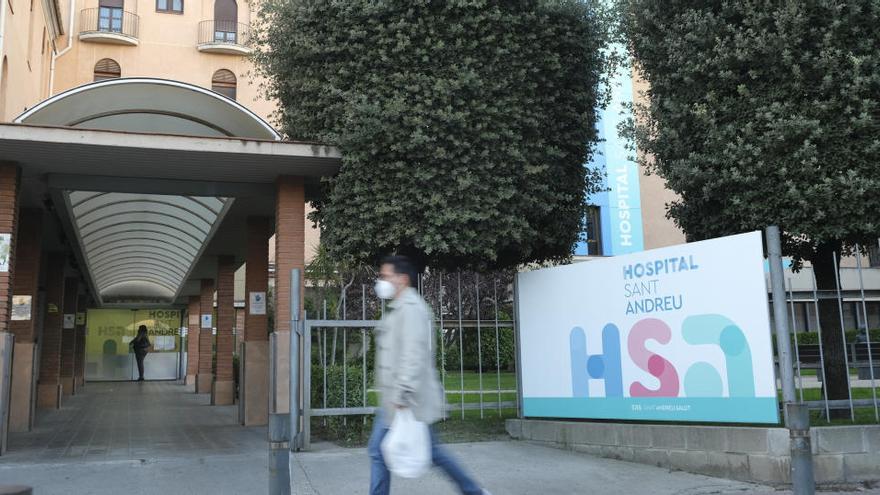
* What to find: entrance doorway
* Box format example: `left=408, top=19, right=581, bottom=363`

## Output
left=86, top=309, right=183, bottom=381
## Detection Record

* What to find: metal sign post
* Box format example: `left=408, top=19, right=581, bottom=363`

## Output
left=766, top=225, right=815, bottom=494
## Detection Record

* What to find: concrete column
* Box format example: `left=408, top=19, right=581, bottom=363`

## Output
left=60, top=278, right=79, bottom=396
left=273, top=176, right=305, bottom=414
left=37, top=253, right=66, bottom=409
left=196, top=278, right=214, bottom=394
left=242, top=216, right=270, bottom=425
left=74, top=296, right=86, bottom=389
left=212, top=255, right=235, bottom=405
left=8, top=209, right=40, bottom=432
left=185, top=295, right=199, bottom=387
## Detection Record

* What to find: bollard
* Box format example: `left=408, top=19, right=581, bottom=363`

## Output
left=786, top=402, right=815, bottom=495
left=268, top=413, right=291, bottom=495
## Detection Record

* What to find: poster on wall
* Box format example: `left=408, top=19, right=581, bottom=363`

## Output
left=201, top=314, right=213, bottom=329
left=63, top=314, right=76, bottom=329
left=249, top=292, right=266, bottom=315
left=517, top=231, right=778, bottom=424
left=0, top=233, right=10, bottom=272
left=11, top=295, right=32, bottom=321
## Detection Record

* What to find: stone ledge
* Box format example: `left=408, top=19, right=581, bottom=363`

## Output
left=507, top=419, right=880, bottom=486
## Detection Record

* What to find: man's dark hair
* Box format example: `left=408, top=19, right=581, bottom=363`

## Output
left=381, top=255, right=419, bottom=288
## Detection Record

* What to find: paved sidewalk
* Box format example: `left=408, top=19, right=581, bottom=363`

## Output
left=1, top=382, right=878, bottom=494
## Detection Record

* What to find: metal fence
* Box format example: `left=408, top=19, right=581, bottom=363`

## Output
left=772, top=244, right=879, bottom=424
left=300, top=271, right=518, bottom=446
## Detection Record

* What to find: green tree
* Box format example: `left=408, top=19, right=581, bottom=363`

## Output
left=253, top=0, right=612, bottom=271
left=621, top=1, right=880, bottom=412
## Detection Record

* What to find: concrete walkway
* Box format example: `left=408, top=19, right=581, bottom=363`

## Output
left=1, top=382, right=877, bottom=494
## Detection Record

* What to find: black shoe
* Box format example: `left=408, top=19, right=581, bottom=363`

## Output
left=137, top=377, right=145, bottom=382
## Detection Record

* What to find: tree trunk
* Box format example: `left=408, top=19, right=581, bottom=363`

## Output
left=810, top=239, right=851, bottom=418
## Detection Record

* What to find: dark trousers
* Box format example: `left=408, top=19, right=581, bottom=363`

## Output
left=135, top=352, right=146, bottom=380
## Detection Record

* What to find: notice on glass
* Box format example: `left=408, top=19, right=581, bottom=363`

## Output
left=249, top=291, right=267, bottom=315
left=11, top=295, right=32, bottom=321
left=0, top=233, right=10, bottom=272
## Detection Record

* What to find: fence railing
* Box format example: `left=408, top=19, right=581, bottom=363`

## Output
left=79, top=8, right=139, bottom=40
left=299, top=271, right=518, bottom=447
left=198, top=20, right=249, bottom=46
left=775, top=244, right=880, bottom=424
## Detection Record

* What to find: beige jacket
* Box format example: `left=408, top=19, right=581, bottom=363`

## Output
left=375, top=287, right=445, bottom=424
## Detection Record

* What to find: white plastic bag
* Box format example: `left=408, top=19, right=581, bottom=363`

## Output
left=380, top=409, right=432, bottom=478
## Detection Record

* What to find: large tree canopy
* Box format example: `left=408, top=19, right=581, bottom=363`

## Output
left=254, top=0, right=611, bottom=271
left=622, top=0, right=880, bottom=409
left=622, top=0, right=880, bottom=262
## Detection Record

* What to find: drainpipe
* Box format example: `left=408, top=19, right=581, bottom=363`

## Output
left=48, top=0, right=76, bottom=96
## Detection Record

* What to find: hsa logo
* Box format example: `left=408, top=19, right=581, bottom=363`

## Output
left=569, top=315, right=755, bottom=398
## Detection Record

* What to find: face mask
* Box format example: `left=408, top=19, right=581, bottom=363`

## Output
left=374, top=280, right=396, bottom=300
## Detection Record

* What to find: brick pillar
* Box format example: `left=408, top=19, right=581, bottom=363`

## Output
left=273, top=176, right=305, bottom=414
left=0, top=164, right=20, bottom=333
left=196, top=278, right=214, bottom=394
left=59, top=277, right=79, bottom=396
left=242, top=216, right=271, bottom=425
left=38, top=252, right=66, bottom=409
left=0, top=164, right=20, bottom=449
left=212, top=256, right=235, bottom=405
left=8, top=209, right=41, bottom=431
left=74, top=296, right=86, bottom=389
left=185, top=295, right=199, bottom=387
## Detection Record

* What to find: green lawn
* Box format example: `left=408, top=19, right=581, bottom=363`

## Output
left=440, top=371, right=517, bottom=391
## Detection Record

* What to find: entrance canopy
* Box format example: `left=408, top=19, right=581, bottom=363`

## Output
left=1, top=78, right=340, bottom=307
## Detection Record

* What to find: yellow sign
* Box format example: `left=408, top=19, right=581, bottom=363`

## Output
left=76, top=313, right=86, bottom=325
left=48, top=303, right=59, bottom=314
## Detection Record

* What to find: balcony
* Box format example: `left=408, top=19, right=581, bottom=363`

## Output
left=198, top=21, right=251, bottom=55
left=79, top=8, right=139, bottom=46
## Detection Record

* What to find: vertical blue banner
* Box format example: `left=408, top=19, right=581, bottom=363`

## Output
left=576, top=46, right=644, bottom=256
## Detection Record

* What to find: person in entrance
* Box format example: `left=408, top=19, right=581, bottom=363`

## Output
left=368, top=255, right=491, bottom=495
left=129, top=325, right=151, bottom=382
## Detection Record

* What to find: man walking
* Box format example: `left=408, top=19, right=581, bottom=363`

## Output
left=368, top=255, right=489, bottom=495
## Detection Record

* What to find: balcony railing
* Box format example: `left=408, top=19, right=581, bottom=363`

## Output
left=79, top=7, right=139, bottom=45
left=198, top=20, right=250, bottom=54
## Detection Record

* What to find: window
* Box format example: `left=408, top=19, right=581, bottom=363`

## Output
left=584, top=206, right=602, bottom=256
left=156, top=0, right=182, bottom=14
left=213, top=0, right=238, bottom=43
left=211, top=69, right=236, bottom=100
left=94, top=58, right=121, bottom=81
left=98, top=0, right=124, bottom=32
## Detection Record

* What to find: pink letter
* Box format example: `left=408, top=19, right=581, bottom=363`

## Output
left=628, top=318, right=680, bottom=397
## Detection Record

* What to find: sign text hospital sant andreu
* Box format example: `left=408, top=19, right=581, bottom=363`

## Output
left=623, top=255, right=699, bottom=315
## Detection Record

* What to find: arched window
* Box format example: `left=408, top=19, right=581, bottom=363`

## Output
left=211, top=69, right=236, bottom=100
left=213, top=0, right=238, bottom=43
left=94, top=58, right=121, bottom=81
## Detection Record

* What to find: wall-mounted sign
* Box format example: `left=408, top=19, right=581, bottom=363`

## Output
left=63, top=314, right=76, bottom=329
left=188, top=313, right=199, bottom=326
left=48, top=303, right=59, bottom=314
left=518, top=231, right=778, bottom=424
left=76, top=313, right=86, bottom=325
left=201, top=314, right=212, bottom=329
left=11, top=295, right=32, bottom=321
left=0, top=233, right=10, bottom=272
left=249, top=291, right=267, bottom=315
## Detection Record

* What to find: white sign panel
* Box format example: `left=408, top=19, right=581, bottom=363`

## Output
left=201, top=314, right=213, bottom=329
left=11, top=295, right=32, bottom=321
left=517, top=231, right=778, bottom=423
left=0, top=233, right=10, bottom=272
left=249, top=291, right=267, bottom=315
left=63, top=314, right=76, bottom=330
